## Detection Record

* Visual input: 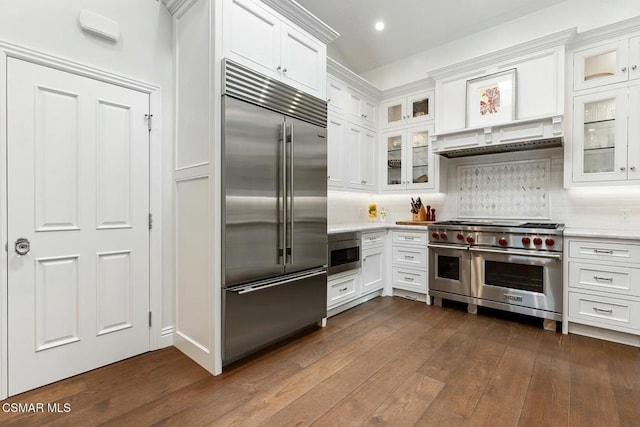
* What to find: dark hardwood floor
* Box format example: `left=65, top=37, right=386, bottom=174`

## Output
left=1, top=296, right=639, bottom=426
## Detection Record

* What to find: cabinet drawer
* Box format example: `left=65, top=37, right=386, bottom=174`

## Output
left=392, top=246, right=427, bottom=268
left=569, top=240, right=640, bottom=264
left=568, top=291, right=640, bottom=332
left=327, top=273, right=359, bottom=308
left=362, top=231, right=386, bottom=248
left=569, top=261, right=640, bottom=297
left=392, top=230, right=427, bottom=246
left=392, top=266, right=427, bottom=293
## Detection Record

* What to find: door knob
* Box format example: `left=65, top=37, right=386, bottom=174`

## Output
left=15, top=237, right=30, bottom=256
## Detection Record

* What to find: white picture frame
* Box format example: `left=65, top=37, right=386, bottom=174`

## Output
left=466, top=69, right=516, bottom=128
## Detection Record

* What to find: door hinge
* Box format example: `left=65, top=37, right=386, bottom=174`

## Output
left=148, top=213, right=153, bottom=230
left=149, top=311, right=152, bottom=327
left=145, top=114, right=153, bottom=131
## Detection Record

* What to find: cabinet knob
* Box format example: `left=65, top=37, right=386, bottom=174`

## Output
left=327, top=175, right=331, bottom=179
left=621, top=66, right=628, bottom=72
left=277, top=65, right=282, bottom=71
left=327, top=98, right=331, bottom=102
left=282, top=68, right=287, bottom=73
left=620, top=166, right=626, bottom=171
left=633, top=65, right=638, bottom=71
left=631, top=166, right=637, bottom=171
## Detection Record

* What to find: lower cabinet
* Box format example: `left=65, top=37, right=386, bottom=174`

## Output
left=327, top=230, right=386, bottom=316
left=565, top=237, right=640, bottom=345
left=390, top=230, right=429, bottom=302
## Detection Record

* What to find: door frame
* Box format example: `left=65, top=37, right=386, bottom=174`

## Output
left=0, top=40, right=164, bottom=399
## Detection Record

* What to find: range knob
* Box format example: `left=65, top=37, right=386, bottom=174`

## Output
left=440, top=232, right=447, bottom=239
left=545, top=238, right=555, bottom=246
left=533, top=237, right=543, bottom=246
left=466, top=236, right=475, bottom=244
left=498, top=238, right=508, bottom=246
left=456, top=233, right=464, bottom=240
left=522, top=237, right=531, bottom=245
left=431, top=232, right=439, bottom=239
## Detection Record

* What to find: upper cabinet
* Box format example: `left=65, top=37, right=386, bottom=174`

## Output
left=223, top=0, right=327, bottom=99
left=347, top=88, right=377, bottom=129
left=573, top=36, right=640, bottom=91
left=381, top=90, right=434, bottom=129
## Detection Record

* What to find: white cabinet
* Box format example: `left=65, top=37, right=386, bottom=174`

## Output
left=361, top=231, right=385, bottom=294
left=223, top=0, right=326, bottom=98
left=571, top=86, right=640, bottom=183
left=327, top=76, right=347, bottom=114
left=327, top=230, right=386, bottom=316
left=383, top=124, right=439, bottom=191
left=327, top=114, right=346, bottom=188
left=381, top=90, right=434, bottom=129
left=565, top=238, right=640, bottom=339
left=573, top=36, right=640, bottom=91
left=347, top=123, right=377, bottom=191
left=390, top=230, right=428, bottom=299
left=348, top=89, right=377, bottom=129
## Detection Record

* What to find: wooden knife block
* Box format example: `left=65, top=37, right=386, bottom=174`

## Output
left=412, top=206, right=427, bottom=221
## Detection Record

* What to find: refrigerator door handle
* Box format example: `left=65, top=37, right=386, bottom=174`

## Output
left=287, top=123, right=294, bottom=265
left=280, top=121, right=287, bottom=265
left=234, top=269, right=326, bottom=294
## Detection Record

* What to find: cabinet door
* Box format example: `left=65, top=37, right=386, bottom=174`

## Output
left=327, top=76, right=347, bottom=114
left=383, top=130, right=406, bottom=190
left=224, top=0, right=281, bottom=79
left=572, top=89, right=628, bottom=182
left=406, top=124, right=435, bottom=190
left=573, top=40, right=629, bottom=91
left=381, top=97, right=406, bottom=128
left=362, top=97, right=377, bottom=128
left=327, top=115, right=345, bottom=188
left=280, top=23, right=326, bottom=98
left=362, top=247, right=384, bottom=294
left=361, top=129, right=377, bottom=190
left=629, top=36, right=640, bottom=82
left=628, top=86, right=640, bottom=181
left=327, top=272, right=360, bottom=309
left=348, top=90, right=364, bottom=123
left=406, top=90, right=434, bottom=125
left=347, top=124, right=364, bottom=189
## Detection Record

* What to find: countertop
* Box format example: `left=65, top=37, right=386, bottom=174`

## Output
left=328, top=222, right=430, bottom=234
left=563, top=227, right=640, bottom=241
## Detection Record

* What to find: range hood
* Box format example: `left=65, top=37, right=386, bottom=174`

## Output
left=431, top=115, right=563, bottom=158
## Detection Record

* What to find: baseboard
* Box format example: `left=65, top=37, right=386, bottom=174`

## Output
left=568, top=322, right=640, bottom=347
left=159, top=326, right=174, bottom=348
left=392, top=288, right=429, bottom=304
left=327, top=290, right=383, bottom=317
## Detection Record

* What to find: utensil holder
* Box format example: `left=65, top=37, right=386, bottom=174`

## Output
left=418, top=206, right=427, bottom=221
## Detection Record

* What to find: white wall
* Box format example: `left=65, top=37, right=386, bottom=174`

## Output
left=361, top=0, right=640, bottom=90
left=0, top=0, right=175, bottom=334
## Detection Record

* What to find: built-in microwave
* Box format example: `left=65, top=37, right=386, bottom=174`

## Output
left=328, top=231, right=361, bottom=275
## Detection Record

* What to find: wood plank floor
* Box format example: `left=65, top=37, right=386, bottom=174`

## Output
left=1, top=296, right=639, bottom=426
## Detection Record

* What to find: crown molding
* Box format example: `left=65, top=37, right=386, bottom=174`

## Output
left=570, top=16, right=640, bottom=49
left=327, top=57, right=380, bottom=99
left=162, top=0, right=192, bottom=15
left=259, top=0, right=339, bottom=44
left=379, top=77, right=434, bottom=100
left=428, top=28, right=576, bottom=81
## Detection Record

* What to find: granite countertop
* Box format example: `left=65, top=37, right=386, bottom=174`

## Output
left=328, top=223, right=430, bottom=234
left=564, top=227, right=640, bottom=241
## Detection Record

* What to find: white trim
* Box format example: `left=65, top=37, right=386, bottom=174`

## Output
left=160, top=326, right=175, bottom=348
left=570, top=15, right=640, bottom=50
left=0, top=41, right=163, bottom=400
left=259, top=0, right=339, bottom=44
left=327, top=58, right=381, bottom=99
left=380, top=78, right=435, bottom=100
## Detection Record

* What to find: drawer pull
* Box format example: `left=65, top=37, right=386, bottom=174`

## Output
left=593, top=275, right=614, bottom=282
left=404, top=277, right=415, bottom=281
left=404, top=236, right=415, bottom=240
left=339, top=287, right=348, bottom=292
left=594, top=249, right=613, bottom=255
left=404, top=255, right=415, bottom=260
left=593, top=306, right=613, bottom=314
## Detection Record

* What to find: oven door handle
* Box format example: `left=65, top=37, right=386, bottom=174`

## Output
left=428, top=244, right=469, bottom=250
left=469, top=247, right=562, bottom=260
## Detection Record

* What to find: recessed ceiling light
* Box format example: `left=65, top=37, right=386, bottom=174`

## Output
left=375, top=21, right=385, bottom=31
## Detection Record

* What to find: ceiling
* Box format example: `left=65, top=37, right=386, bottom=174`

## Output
left=295, top=0, right=567, bottom=75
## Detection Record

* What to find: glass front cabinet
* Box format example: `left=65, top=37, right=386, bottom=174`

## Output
left=572, top=87, right=640, bottom=182
left=383, top=124, right=436, bottom=190
left=573, top=37, right=640, bottom=91
left=381, top=90, right=434, bottom=129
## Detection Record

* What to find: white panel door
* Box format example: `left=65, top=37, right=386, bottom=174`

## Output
left=280, top=22, right=326, bottom=98
left=327, top=115, right=345, bottom=188
left=7, top=58, right=150, bottom=396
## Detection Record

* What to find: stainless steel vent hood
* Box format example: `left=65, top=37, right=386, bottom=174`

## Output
left=431, top=115, right=563, bottom=158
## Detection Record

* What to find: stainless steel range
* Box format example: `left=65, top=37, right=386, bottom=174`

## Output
left=428, top=220, right=564, bottom=326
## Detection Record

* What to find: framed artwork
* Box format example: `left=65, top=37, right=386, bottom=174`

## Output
left=466, top=69, right=516, bottom=128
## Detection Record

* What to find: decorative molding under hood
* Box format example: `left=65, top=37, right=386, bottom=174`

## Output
left=431, top=115, right=563, bottom=158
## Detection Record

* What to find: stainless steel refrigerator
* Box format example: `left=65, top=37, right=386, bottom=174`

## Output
left=221, top=59, right=328, bottom=365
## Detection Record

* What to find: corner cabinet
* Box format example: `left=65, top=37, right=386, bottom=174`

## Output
left=381, top=90, right=433, bottom=129
left=223, top=0, right=327, bottom=98
left=571, top=82, right=640, bottom=183
left=382, top=124, right=437, bottom=191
